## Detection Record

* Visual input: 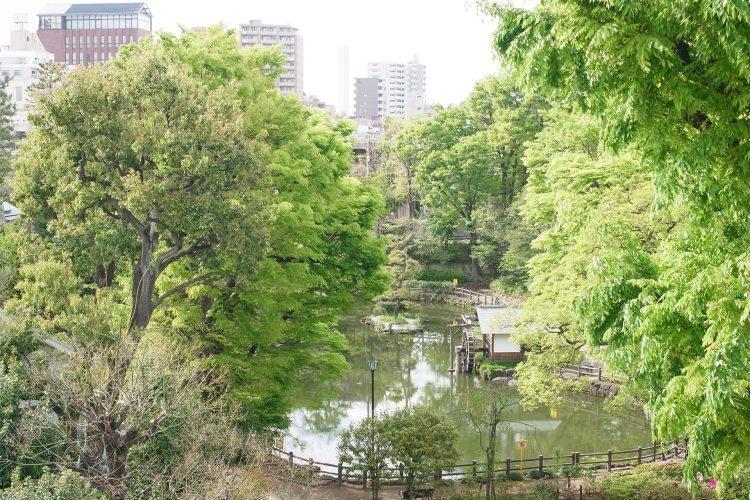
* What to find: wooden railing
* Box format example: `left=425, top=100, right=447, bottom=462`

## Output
left=562, top=363, right=626, bottom=384
left=271, top=438, right=687, bottom=487
left=450, top=287, right=500, bottom=306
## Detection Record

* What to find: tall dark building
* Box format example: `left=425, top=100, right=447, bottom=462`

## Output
left=354, top=77, right=382, bottom=120
left=37, top=3, right=152, bottom=66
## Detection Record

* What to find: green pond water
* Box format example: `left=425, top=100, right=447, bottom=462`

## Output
left=284, top=303, right=652, bottom=465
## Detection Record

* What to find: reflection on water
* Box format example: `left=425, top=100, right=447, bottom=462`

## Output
left=284, top=303, right=652, bottom=464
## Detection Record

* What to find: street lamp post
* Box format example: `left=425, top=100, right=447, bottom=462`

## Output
left=369, top=358, right=378, bottom=418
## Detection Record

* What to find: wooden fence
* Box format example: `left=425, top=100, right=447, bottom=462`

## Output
left=562, top=363, right=627, bottom=384
left=450, top=287, right=500, bottom=306
left=271, top=438, right=687, bottom=488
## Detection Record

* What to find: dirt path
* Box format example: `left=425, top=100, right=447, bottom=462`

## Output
left=268, top=480, right=405, bottom=500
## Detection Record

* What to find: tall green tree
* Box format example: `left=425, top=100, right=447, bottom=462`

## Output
left=11, top=28, right=386, bottom=432
left=405, top=76, right=543, bottom=284
left=488, top=0, right=750, bottom=489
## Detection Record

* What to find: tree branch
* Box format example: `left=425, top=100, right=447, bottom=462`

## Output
left=153, top=272, right=223, bottom=308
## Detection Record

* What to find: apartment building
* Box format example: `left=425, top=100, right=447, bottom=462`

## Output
left=353, top=77, right=382, bottom=120
left=0, top=48, right=53, bottom=136
left=36, top=3, right=152, bottom=66
left=366, top=56, right=427, bottom=119
left=238, top=20, right=303, bottom=97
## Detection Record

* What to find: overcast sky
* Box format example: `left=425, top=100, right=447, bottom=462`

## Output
left=1, top=0, right=534, bottom=108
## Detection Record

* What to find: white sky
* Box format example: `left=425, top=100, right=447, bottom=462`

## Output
left=0, top=0, right=535, bottom=108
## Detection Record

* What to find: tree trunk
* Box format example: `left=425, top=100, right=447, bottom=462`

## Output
left=129, top=224, right=159, bottom=331
left=406, top=166, right=416, bottom=219
left=469, top=230, right=480, bottom=287
left=485, top=405, right=499, bottom=500
left=96, top=260, right=116, bottom=288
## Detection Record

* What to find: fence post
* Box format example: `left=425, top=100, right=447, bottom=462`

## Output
left=506, top=457, right=511, bottom=477
left=399, top=463, right=404, bottom=482
left=362, top=470, right=367, bottom=489
left=472, top=460, right=477, bottom=479
left=288, top=451, right=294, bottom=466
left=571, top=452, right=576, bottom=466
left=538, top=455, right=544, bottom=474
left=598, top=367, right=602, bottom=381
left=607, top=450, right=612, bottom=472
left=577, top=365, right=581, bottom=378
left=338, top=463, right=343, bottom=485
left=637, top=447, right=642, bottom=465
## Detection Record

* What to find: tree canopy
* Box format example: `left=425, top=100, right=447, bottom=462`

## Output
left=488, top=0, right=750, bottom=489
left=400, top=76, right=544, bottom=284
left=10, top=27, right=387, bottom=433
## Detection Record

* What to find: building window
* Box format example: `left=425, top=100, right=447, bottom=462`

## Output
left=15, top=87, right=22, bottom=102
left=115, top=35, right=119, bottom=44
left=13, top=70, right=22, bottom=76
left=39, top=16, right=62, bottom=29
left=65, top=53, right=70, bottom=63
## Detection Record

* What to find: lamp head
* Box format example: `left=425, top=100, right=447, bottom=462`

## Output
left=369, top=359, right=378, bottom=372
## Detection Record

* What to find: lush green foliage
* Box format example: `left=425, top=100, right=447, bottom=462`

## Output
left=11, top=28, right=386, bottom=432
left=0, top=469, right=103, bottom=500
left=337, top=417, right=393, bottom=497
left=488, top=0, right=750, bottom=489
left=375, top=221, right=422, bottom=319
left=418, top=268, right=469, bottom=284
left=594, top=462, right=712, bottom=500
left=338, top=406, right=457, bottom=492
left=398, top=76, right=544, bottom=283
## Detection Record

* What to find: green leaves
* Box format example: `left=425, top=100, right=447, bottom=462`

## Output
left=489, top=0, right=750, bottom=488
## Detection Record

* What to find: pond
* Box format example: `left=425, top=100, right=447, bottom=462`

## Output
left=284, top=303, right=652, bottom=465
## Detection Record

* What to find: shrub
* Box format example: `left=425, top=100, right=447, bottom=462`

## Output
left=528, top=469, right=554, bottom=480
left=560, top=463, right=584, bottom=478
left=595, top=462, right=711, bottom=500
left=419, top=269, right=470, bottom=283
left=507, top=471, right=523, bottom=481
left=531, top=482, right=556, bottom=500
left=0, top=469, right=103, bottom=499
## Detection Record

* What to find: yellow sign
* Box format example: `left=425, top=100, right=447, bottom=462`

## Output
left=515, top=439, right=528, bottom=450
left=452, top=278, right=458, bottom=285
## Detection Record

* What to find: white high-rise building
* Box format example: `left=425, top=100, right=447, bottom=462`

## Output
left=2, top=16, right=53, bottom=137
left=0, top=49, right=52, bottom=136
left=238, top=20, right=303, bottom=97
left=366, top=55, right=426, bottom=119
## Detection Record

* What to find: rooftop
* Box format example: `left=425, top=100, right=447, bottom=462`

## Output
left=475, top=305, right=523, bottom=335
left=39, top=3, right=150, bottom=16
